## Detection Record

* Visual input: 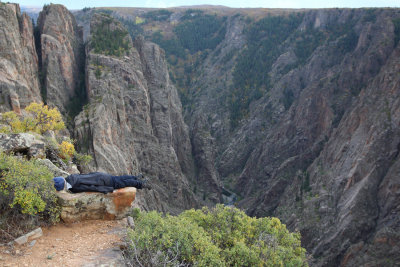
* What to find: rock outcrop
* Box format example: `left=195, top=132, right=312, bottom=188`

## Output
left=57, top=187, right=137, bottom=223
left=74, top=13, right=197, bottom=213
left=0, top=133, right=45, bottom=158
left=0, top=3, right=41, bottom=113
left=37, top=4, right=84, bottom=115
left=295, top=44, right=400, bottom=266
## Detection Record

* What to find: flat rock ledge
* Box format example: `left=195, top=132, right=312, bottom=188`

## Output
left=56, top=188, right=136, bottom=223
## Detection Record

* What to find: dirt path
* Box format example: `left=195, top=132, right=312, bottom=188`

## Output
left=0, top=219, right=127, bottom=267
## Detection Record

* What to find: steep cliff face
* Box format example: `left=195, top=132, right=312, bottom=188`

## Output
left=74, top=13, right=197, bottom=213
left=37, top=4, right=84, bottom=115
left=188, top=15, right=247, bottom=203
left=291, top=46, right=400, bottom=266
left=0, top=3, right=41, bottom=113
left=181, top=8, right=400, bottom=266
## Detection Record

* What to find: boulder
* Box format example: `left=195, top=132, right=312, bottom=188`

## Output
left=56, top=187, right=137, bottom=223
left=37, top=158, right=70, bottom=177
left=0, top=133, right=45, bottom=158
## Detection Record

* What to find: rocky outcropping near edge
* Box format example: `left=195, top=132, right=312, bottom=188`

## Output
left=57, top=187, right=137, bottom=223
left=0, top=133, right=45, bottom=158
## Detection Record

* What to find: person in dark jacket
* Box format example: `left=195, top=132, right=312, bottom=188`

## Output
left=52, top=172, right=152, bottom=193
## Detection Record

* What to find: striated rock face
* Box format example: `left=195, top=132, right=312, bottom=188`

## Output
left=292, top=44, right=400, bottom=266
left=37, top=4, right=84, bottom=114
left=57, top=187, right=137, bottom=223
left=74, top=13, right=197, bottom=213
left=0, top=3, right=41, bottom=113
left=182, top=8, right=400, bottom=267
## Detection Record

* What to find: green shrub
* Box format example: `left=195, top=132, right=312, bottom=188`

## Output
left=125, top=204, right=307, bottom=266
left=74, top=152, right=93, bottom=166
left=91, top=16, right=130, bottom=57
left=95, top=66, right=102, bottom=79
left=0, top=152, right=60, bottom=223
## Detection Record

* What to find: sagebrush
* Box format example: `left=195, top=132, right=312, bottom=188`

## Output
left=125, top=204, right=308, bottom=266
left=0, top=152, right=60, bottom=236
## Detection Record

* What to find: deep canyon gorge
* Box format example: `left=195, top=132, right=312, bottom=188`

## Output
left=1, top=3, right=400, bottom=265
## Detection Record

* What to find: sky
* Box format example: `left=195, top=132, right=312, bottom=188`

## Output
left=12, top=0, right=400, bottom=9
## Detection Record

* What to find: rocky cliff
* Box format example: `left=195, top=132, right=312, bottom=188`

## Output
left=0, top=3, right=41, bottom=113
left=177, top=8, right=400, bottom=267
left=73, top=13, right=197, bottom=213
left=0, top=4, right=199, bottom=213
left=37, top=4, right=84, bottom=115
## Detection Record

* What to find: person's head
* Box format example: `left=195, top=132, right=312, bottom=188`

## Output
left=52, top=177, right=65, bottom=191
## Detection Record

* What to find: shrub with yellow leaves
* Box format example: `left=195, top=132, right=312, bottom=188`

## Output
left=58, top=140, right=76, bottom=162
left=0, top=102, right=65, bottom=134
left=24, top=102, right=65, bottom=134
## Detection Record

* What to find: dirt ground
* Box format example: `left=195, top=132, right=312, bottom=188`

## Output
left=0, top=219, right=127, bottom=267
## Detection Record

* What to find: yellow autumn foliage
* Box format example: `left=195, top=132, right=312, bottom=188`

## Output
left=0, top=102, right=65, bottom=134
left=25, top=102, right=65, bottom=134
left=58, top=140, right=76, bottom=161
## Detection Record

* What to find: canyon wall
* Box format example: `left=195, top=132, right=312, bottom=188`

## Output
left=181, top=8, right=400, bottom=266
left=0, top=3, right=41, bottom=113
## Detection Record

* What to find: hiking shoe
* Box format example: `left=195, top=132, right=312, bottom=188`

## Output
left=142, top=178, right=152, bottom=190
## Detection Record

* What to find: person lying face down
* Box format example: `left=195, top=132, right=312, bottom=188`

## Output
left=52, top=172, right=152, bottom=194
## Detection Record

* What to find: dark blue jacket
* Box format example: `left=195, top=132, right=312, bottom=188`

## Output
left=66, top=172, right=114, bottom=193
